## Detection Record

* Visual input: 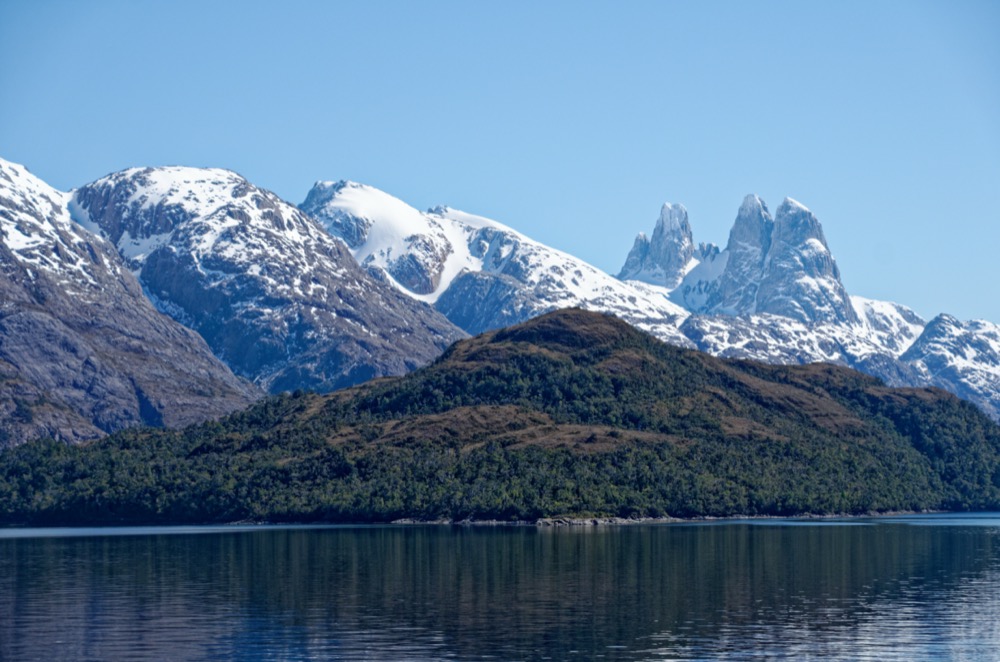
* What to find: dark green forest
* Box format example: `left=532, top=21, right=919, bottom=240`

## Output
left=2, top=309, right=1000, bottom=525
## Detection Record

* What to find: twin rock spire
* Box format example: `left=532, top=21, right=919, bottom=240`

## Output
left=618, top=194, right=858, bottom=326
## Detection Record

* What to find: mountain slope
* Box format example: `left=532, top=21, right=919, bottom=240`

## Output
left=901, top=315, right=1000, bottom=420
left=0, top=158, right=259, bottom=447
left=72, top=168, right=466, bottom=394
left=300, top=181, right=693, bottom=345
left=3, top=309, right=999, bottom=524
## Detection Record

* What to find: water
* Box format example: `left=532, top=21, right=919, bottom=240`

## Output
left=1, top=514, right=999, bottom=660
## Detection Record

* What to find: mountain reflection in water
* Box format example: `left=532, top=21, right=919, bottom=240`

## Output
left=1, top=515, right=998, bottom=661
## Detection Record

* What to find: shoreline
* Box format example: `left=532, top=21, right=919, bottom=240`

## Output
left=391, top=509, right=947, bottom=527
left=0, top=509, right=967, bottom=532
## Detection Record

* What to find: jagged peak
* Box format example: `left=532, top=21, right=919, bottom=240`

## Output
left=773, top=197, right=824, bottom=238
left=738, top=194, right=768, bottom=216
left=656, top=202, right=689, bottom=232
left=778, top=197, right=811, bottom=214
left=724, top=194, right=773, bottom=257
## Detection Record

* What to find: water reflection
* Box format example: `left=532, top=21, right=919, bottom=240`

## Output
left=1, top=516, right=998, bottom=660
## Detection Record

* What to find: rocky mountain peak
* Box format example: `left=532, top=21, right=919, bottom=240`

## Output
left=728, top=195, right=773, bottom=253
left=738, top=193, right=767, bottom=216
left=300, top=181, right=456, bottom=296
left=693, top=193, right=775, bottom=315
left=0, top=158, right=260, bottom=446
left=664, top=194, right=857, bottom=325
left=657, top=201, right=688, bottom=232
left=71, top=166, right=254, bottom=251
left=617, top=201, right=695, bottom=288
left=299, top=180, right=375, bottom=248
left=770, top=198, right=828, bottom=249
left=755, top=198, right=858, bottom=325
left=74, top=167, right=465, bottom=394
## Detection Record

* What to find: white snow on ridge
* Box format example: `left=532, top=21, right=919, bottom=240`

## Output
left=304, top=182, right=546, bottom=304
left=302, top=180, right=692, bottom=340
left=0, top=158, right=112, bottom=290
left=120, top=166, right=242, bottom=214
left=74, top=167, right=360, bottom=301
left=900, top=315, right=1000, bottom=418
left=316, top=180, right=433, bottom=260
left=850, top=295, right=926, bottom=357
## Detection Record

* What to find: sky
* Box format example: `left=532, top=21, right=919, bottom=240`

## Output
left=2, top=0, right=998, bottom=322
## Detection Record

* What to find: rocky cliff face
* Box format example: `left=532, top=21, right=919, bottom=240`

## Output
left=72, top=167, right=465, bottom=394
left=0, top=158, right=259, bottom=447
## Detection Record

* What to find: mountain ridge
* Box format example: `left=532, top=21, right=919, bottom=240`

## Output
left=300, top=180, right=694, bottom=345
left=0, top=158, right=260, bottom=446
left=4, top=153, right=1000, bottom=447
left=297, top=173, right=1000, bottom=420
left=71, top=166, right=466, bottom=394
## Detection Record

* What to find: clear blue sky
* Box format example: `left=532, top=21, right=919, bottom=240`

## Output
left=2, top=1, right=998, bottom=322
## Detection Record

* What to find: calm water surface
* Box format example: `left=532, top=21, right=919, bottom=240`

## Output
left=1, top=514, right=999, bottom=661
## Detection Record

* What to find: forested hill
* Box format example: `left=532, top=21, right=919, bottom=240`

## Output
left=3, top=309, right=1000, bottom=525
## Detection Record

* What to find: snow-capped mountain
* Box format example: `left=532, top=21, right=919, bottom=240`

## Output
left=620, top=193, right=1000, bottom=418
left=72, top=168, right=465, bottom=394
left=851, top=296, right=927, bottom=357
left=300, top=179, right=1000, bottom=420
left=664, top=196, right=858, bottom=325
left=901, top=315, right=1000, bottom=420
left=7, top=150, right=1000, bottom=439
left=0, top=158, right=259, bottom=446
left=624, top=195, right=930, bottom=381
left=300, top=181, right=693, bottom=346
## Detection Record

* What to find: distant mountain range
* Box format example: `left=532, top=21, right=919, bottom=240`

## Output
left=303, top=178, right=1000, bottom=420
left=2, top=155, right=998, bottom=445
